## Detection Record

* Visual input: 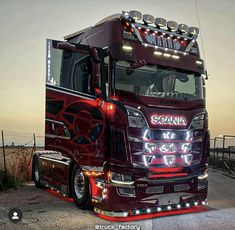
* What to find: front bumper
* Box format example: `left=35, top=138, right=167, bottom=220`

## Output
left=90, top=174, right=208, bottom=217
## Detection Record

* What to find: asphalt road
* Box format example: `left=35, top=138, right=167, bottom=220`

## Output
left=0, top=169, right=235, bottom=230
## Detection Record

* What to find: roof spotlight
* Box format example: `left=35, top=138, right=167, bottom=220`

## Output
left=167, top=21, right=178, bottom=31
left=178, top=24, right=189, bottom=33
left=129, top=10, right=142, bottom=21
left=155, top=18, right=167, bottom=28
left=188, top=27, right=199, bottom=36
left=143, top=14, right=155, bottom=24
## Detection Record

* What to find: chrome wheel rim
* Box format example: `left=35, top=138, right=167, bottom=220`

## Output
left=74, top=170, right=85, bottom=199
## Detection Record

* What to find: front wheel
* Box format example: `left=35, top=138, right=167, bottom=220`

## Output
left=32, top=156, right=44, bottom=188
left=70, top=165, right=91, bottom=209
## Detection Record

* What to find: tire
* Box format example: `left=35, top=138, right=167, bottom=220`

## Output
left=32, top=156, right=44, bottom=188
left=70, top=165, right=91, bottom=209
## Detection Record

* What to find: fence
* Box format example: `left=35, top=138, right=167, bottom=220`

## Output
left=209, top=135, right=235, bottom=175
left=0, top=130, right=44, bottom=189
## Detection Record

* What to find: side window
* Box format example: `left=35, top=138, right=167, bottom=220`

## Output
left=47, top=40, right=94, bottom=95
left=71, top=56, right=93, bottom=94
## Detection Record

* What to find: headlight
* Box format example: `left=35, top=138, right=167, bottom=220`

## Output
left=110, top=172, right=134, bottom=185
left=189, top=112, right=207, bottom=130
left=126, top=107, right=147, bottom=128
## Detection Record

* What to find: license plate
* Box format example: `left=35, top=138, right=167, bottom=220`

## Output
left=158, top=194, right=180, bottom=206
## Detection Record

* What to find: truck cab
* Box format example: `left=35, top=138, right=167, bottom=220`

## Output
left=32, top=10, right=209, bottom=219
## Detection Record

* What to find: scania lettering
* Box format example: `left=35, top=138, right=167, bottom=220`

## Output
left=32, top=10, right=210, bottom=219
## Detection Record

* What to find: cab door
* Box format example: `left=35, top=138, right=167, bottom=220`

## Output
left=45, top=39, right=107, bottom=167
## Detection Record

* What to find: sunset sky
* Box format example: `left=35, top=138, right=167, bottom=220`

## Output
left=0, top=0, right=235, bottom=139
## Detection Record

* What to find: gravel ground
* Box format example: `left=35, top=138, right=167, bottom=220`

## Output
left=0, top=169, right=234, bottom=230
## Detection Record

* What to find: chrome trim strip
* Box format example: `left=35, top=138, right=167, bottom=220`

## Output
left=39, top=156, right=71, bottom=165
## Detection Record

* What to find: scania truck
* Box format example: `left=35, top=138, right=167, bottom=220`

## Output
left=32, top=10, right=210, bottom=219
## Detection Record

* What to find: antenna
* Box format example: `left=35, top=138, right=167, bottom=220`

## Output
left=195, top=0, right=207, bottom=77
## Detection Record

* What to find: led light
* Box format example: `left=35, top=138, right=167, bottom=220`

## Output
left=174, top=50, right=178, bottom=53
left=167, top=20, right=178, bottom=31
left=178, top=24, right=189, bottom=33
left=138, top=26, right=142, bottom=30
left=157, top=207, right=162, bottom=212
left=167, top=206, right=172, bottom=210
left=181, top=143, right=192, bottom=153
left=163, top=53, right=171, bottom=58
left=129, top=10, right=142, bottom=21
left=186, top=130, right=193, bottom=141
left=202, top=201, right=206, bottom=205
left=135, top=210, right=140, bottom=215
left=163, top=155, right=176, bottom=166
left=163, top=131, right=176, bottom=140
left=122, top=45, right=133, bottom=51
left=177, top=204, right=181, bottom=209
left=172, top=55, right=180, bottom=60
left=123, top=212, right=128, bottom=217
left=155, top=45, right=158, bottom=49
left=183, top=52, right=187, bottom=56
left=154, top=51, right=162, bottom=56
left=165, top=48, right=168, bottom=51
left=194, top=202, right=199, bottom=206
left=184, top=38, right=188, bottom=41
left=144, top=43, right=148, bottom=47
left=145, top=143, right=157, bottom=153
left=155, top=18, right=167, bottom=28
left=196, top=60, right=203, bottom=65
left=182, top=154, right=193, bottom=164
left=188, top=27, right=199, bottom=35
left=160, top=143, right=176, bottom=153
left=186, top=203, right=190, bottom=207
left=147, top=208, right=151, bottom=213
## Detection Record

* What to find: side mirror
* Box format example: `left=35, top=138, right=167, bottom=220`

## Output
left=91, top=47, right=100, bottom=63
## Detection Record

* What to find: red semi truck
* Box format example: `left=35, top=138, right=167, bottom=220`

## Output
left=32, top=10, right=209, bottom=219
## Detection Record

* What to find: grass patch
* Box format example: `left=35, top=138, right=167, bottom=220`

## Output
left=0, top=170, right=23, bottom=191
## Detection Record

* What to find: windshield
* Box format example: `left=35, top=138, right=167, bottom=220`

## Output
left=114, top=60, right=204, bottom=101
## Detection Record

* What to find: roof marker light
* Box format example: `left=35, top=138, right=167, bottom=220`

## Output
left=167, top=21, right=178, bottom=31
left=172, top=55, right=180, bottom=60
left=129, top=10, right=142, bottom=21
left=154, top=51, right=162, bottom=56
left=163, top=53, right=171, bottom=58
left=196, top=60, right=203, bottom=65
left=178, top=24, right=189, bottom=33
left=143, top=14, right=155, bottom=24
left=122, top=45, right=133, bottom=51
left=155, top=18, right=167, bottom=28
